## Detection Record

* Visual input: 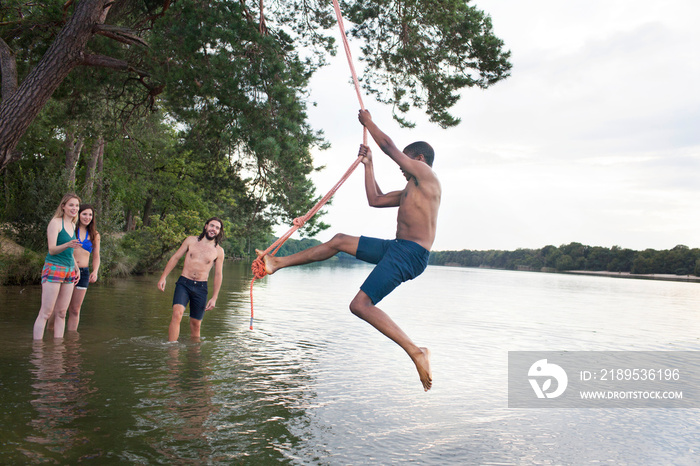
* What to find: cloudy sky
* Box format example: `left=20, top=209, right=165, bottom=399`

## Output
left=280, top=0, right=700, bottom=252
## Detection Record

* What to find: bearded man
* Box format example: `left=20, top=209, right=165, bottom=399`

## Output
left=158, top=217, right=225, bottom=341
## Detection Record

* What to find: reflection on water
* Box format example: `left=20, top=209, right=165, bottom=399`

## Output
left=22, top=335, right=99, bottom=462
left=1, top=263, right=700, bottom=464
left=129, top=342, right=220, bottom=463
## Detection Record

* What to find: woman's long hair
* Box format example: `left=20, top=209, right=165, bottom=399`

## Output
left=198, top=217, right=224, bottom=246
left=78, top=204, right=98, bottom=240
left=52, top=193, right=81, bottom=223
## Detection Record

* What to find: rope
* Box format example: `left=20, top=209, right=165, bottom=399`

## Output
left=248, top=0, right=367, bottom=329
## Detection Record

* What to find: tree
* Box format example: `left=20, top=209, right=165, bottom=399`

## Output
left=555, top=254, right=574, bottom=271
left=1, top=0, right=511, bottom=170
left=631, top=250, right=655, bottom=275
left=347, top=0, right=512, bottom=127
left=607, top=246, right=634, bottom=272
left=540, top=245, right=560, bottom=269
left=585, top=246, right=611, bottom=271
left=0, top=0, right=151, bottom=170
left=2, top=0, right=512, bottom=265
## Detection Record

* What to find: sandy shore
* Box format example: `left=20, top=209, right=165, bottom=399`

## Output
left=562, top=270, right=700, bottom=283
left=0, top=235, right=25, bottom=256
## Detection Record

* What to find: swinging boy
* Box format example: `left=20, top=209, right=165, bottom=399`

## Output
left=257, top=109, right=441, bottom=391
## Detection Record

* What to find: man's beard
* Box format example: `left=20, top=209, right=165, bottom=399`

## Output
left=206, top=230, right=218, bottom=241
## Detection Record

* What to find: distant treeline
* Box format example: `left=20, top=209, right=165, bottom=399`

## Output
left=273, top=237, right=357, bottom=262
left=428, top=243, right=700, bottom=276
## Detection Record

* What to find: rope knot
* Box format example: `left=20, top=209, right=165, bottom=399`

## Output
left=293, top=217, right=306, bottom=227
left=251, top=258, right=268, bottom=279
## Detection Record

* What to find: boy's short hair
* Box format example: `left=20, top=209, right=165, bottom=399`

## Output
left=403, top=141, right=435, bottom=167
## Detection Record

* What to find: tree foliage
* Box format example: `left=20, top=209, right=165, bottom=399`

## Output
left=347, top=0, right=511, bottom=127
left=1, top=0, right=512, bottom=276
left=430, top=243, right=700, bottom=277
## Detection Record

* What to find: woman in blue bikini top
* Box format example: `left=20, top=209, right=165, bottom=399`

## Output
left=66, top=204, right=101, bottom=332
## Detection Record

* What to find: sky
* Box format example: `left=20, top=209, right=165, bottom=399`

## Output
left=278, top=0, right=700, bottom=252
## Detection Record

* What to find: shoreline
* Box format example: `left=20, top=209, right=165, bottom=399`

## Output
left=561, top=270, right=700, bottom=283
left=439, top=263, right=700, bottom=284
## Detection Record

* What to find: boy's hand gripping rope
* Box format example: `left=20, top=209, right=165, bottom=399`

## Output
left=249, top=0, right=367, bottom=329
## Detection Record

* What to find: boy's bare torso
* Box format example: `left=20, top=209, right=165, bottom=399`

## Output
left=395, top=171, right=441, bottom=251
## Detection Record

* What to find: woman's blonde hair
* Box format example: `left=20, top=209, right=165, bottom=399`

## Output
left=52, top=193, right=81, bottom=223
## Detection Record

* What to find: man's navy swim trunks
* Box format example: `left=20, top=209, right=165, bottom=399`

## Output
left=173, top=276, right=208, bottom=320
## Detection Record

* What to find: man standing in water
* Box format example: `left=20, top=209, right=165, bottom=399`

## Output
left=158, top=217, right=225, bottom=341
left=257, top=109, right=441, bottom=391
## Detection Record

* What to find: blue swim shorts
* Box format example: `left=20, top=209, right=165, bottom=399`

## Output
left=356, top=236, right=430, bottom=304
left=173, top=276, right=208, bottom=320
left=75, top=267, right=90, bottom=290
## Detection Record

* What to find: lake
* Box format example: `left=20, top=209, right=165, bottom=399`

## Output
left=1, top=261, right=699, bottom=464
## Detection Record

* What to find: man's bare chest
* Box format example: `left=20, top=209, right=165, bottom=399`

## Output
left=187, top=244, right=218, bottom=264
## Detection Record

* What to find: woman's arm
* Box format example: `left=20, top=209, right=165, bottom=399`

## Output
left=90, top=233, right=101, bottom=282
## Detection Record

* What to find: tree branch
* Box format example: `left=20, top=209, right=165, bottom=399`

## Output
left=81, top=53, right=128, bottom=70
left=0, top=38, right=18, bottom=100
left=0, top=0, right=115, bottom=172
left=80, top=54, right=150, bottom=78
left=259, top=0, right=268, bottom=35
left=63, top=0, right=76, bottom=20
left=136, top=0, right=172, bottom=29
left=93, top=24, right=149, bottom=47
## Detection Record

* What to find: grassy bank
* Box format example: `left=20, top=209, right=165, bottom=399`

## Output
left=0, top=235, right=44, bottom=285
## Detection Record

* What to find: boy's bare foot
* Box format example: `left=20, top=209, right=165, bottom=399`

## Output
left=413, top=347, right=432, bottom=391
left=254, top=249, right=278, bottom=275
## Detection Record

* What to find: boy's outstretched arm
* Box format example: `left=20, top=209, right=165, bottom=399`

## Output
left=358, top=109, right=431, bottom=181
left=358, top=110, right=403, bottom=161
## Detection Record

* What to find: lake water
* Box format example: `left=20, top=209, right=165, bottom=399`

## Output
left=1, top=261, right=699, bottom=464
